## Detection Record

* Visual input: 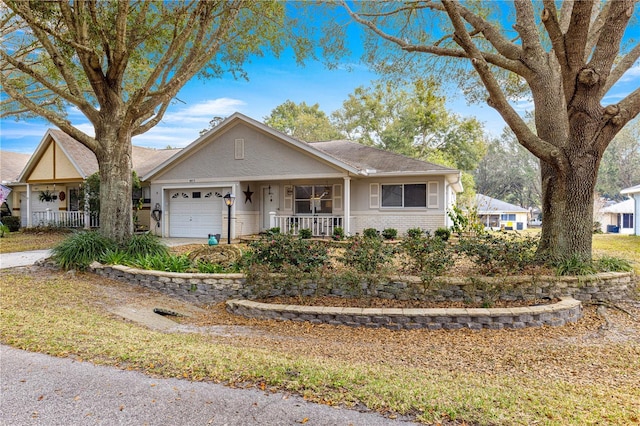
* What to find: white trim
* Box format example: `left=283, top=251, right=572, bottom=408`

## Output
left=343, top=177, right=351, bottom=234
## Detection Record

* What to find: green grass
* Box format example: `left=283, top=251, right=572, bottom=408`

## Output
left=593, top=234, right=640, bottom=273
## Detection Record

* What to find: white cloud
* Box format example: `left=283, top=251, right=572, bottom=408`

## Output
left=620, top=63, right=640, bottom=82
left=161, top=98, right=245, bottom=124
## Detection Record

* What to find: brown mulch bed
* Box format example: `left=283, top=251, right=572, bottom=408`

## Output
left=255, top=295, right=559, bottom=309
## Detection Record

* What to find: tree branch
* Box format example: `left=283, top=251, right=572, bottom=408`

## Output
left=441, top=0, right=566, bottom=172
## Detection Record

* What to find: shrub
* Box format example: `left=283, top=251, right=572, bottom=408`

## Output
left=52, top=231, right=117, bottom=270
left=332, top=226, right=345, bottom=241
left=447, top=205, right=485, bottom=236
left=244, top=233, right=329, bottom=272
left=340, top=235, right=394, bottom=275
left=405, top=227, right=423, bottom=238
left=456, top=232, right=539, bottom=275
left=266, top=227, right=280, bottom=235
left=121, top=233, right=168, bottom=257
left=0, top=223, right=9, bottom=238
left=400, top=231, right=454, bottom=279
left=2, top=216, right=21, bottom=232
left=298, top=228, right=312, bottom=239
left=362, top=228, right=379, bottom=239
left=381, top=228, right=398, bottom=240
left=553, top=254, right=597, bottom=276
left=434, top=227, right=451, bottom=241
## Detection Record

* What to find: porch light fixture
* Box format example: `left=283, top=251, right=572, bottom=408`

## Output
left=223, top=193, right=235, bottom=244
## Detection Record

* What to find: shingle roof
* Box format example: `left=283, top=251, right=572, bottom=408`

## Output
left=309, top=140, right=457, bottom=174
left=476, top=194, right=529, bottom=213
left=0, top=151, right=30, bottom=183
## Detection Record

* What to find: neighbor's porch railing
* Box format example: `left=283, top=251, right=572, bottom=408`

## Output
left=32, top=209, right=99, bottom=228
left=270, top=213, right=343, bottom=237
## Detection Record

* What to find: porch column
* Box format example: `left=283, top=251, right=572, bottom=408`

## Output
left=343, top=176, right=351, bottom=235
left=26, top=183, right=31, bottom=227
left=83, top=180, right=90, bottom=229
left=269, top=211, right=276, bottom=228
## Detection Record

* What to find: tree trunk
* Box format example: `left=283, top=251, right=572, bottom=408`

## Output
left=538, top=160, right=596, bottom=261
left=95, top=126, right=133, bottom=244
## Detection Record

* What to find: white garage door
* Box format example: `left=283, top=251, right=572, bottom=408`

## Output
left=168, top=189, right=222, bottom=238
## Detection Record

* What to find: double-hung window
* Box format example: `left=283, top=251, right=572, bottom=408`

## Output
left=501, top=214, right=516, bottom=221
left=381, top=184, right=426, bottom=208
left=622, top=213, right=634, bottom=229
left=294, top=185, right=332, bottom=214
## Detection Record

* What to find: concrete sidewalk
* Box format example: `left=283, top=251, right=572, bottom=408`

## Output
left=0, top=250, right=51, bottom=269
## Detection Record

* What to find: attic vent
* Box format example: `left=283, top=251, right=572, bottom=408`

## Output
left=235, top=139, right=244, bottom=160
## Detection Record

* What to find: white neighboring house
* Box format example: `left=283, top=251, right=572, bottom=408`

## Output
left=475, top=194, right=529, bottom=231
left=619, top=184, right=639, bottom=235
left=599, top=198, right=634, bottom=234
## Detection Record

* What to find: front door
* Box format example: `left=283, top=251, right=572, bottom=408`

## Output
left=262, top=185, right=279, bottom=230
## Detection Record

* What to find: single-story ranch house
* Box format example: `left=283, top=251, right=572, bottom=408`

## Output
left=4, top=113, right=463, bottom=239
left=598, top=184, right=639, bottom=235
left=475, top=194, right=529, bottom=231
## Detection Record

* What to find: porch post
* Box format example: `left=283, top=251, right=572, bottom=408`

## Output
left=343, top=176, right=351, bottom=235
left=83, top=180, right=90, bottom=229
left=269, top=211, right=276, bottom=228
left=26, top=183, right=32, bottom=227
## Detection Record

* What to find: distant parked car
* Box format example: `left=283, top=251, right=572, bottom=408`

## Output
left=529, top=219, right=542, bottom=227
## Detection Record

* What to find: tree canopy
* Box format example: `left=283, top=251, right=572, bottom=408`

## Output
left=263, top=100, right=342, bottom=141
left=338, top=0, right=640, bottom=260
left=1, top=0, right=310, bottom=242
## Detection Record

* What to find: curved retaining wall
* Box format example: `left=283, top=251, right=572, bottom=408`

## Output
left=90, top=263, right=635, bottom=305
left=225, top=297, right=583, bottom=330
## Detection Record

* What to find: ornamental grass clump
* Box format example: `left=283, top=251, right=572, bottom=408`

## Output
left=52, top=230, right=117, bottom=270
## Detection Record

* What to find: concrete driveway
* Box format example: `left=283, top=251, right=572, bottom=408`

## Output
left=0, top=250, right=51, bottom=269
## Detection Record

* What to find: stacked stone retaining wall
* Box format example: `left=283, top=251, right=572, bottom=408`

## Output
left=225, top=297, right=583, bottom=330
left=90, top=263, right=635, bottom=305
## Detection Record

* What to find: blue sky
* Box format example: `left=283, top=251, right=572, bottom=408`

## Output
left=1, top=8, right=639, bottom=154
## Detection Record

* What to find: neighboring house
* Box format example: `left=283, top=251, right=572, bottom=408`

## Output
left=620, top=184, right=640, bottom=236
left=0, top=150, right=30, bottom=217
left=11, top=129, right=179, bottom=229
left=143, top=113, right=463, bottom=239
left=475, top=194, right=529, bottom=231
left=600, top=184, right=640, bottom=235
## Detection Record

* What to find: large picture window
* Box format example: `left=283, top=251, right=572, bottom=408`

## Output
left=294, top=185, right=332, bottom=214
left=381, top=184, right=426, bottom=208
left=501, top=214, right=516, bottom=221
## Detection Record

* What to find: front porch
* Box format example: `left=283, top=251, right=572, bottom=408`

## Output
left=32, top=209, right=99, bottom=229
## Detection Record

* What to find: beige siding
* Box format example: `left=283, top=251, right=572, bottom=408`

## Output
left=154, top=124, right=342, bottom=182
left=28, top=143, right=55, bottom=181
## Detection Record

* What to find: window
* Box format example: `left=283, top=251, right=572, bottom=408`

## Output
left=294, top=185, right=332, bottom=214
left=381, top=184, right=426, bottom=208
left=622, top=213, right=634, bottom=228
left=501, top=214, right=516, bottom=221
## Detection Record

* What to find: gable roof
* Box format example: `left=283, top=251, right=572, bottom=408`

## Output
left=601, top=198, right=634, bottom=214
left=475, top=194, right=529, bottom=214
left=143, top=112, right=462, bottom=192
left=1, top=150, right=30, bottom=184
left=17, top=129, right=180, bottom=182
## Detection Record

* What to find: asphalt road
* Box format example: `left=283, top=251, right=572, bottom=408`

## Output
left=0, top=345, right=411, bottom=426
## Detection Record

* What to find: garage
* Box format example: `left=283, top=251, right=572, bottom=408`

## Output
left=168, top=189, right=222, bottom=238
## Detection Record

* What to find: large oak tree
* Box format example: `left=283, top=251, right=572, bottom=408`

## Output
left=339, top=0, right=640, bottom=260
left=1, top=0, right=309, bottom=242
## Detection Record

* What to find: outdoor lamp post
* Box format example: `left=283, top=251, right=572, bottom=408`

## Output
left=223, top=193, right=235, bottom=244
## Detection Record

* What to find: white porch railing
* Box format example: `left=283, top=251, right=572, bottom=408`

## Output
left=32, top=209, right=99, bottom=228
left=270, top=214, right=343, bottom=237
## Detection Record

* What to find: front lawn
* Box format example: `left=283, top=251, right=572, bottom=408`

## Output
left=0, top=229, right=70, bottom=253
